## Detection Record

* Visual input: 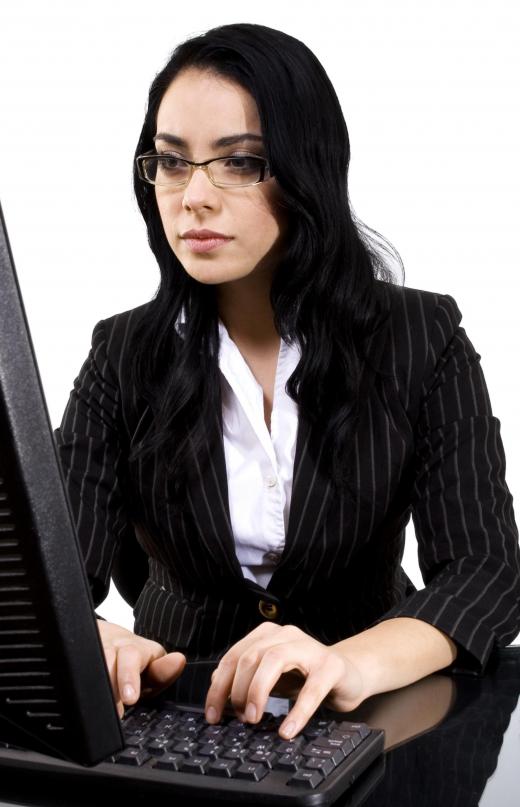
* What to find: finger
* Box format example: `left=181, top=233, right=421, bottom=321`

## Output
left=245, top=641, right=343, bottom=736
left=140, top=652, right=187, bottom=698
left=104, top=645, right=118, bottom=696
left=278, top=656, right=345, bottom=739
left=115, top=643, right=147, bottom=705
left=228, top=632, right=300, bottom=719
left=205, top=624, right=283, bottom=722
left=229, top=646, right=262, bottom=720
left=116, top=698, right=125, bottom=720
left=242, top=644, right=306, bottom=727
left=227, top=627, right=308, bottom=720
left=204, top=656, right=237, bottom=723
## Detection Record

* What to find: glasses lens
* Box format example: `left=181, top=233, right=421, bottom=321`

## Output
left=211, top=156, right=265, bottom=186
left=142, top=156, right=191, bottom=185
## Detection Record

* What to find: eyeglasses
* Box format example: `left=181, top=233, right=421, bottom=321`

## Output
left=136, top=151, right=272, bottom=188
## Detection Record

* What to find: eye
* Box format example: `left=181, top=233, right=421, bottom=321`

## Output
left=223, top=155, right=261, bottom=171
left=158, top=155, right=186, bottom=171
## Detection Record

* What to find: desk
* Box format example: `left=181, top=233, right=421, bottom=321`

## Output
left=0, top=647, right=518, bottom=806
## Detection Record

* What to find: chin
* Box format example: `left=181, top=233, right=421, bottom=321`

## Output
left=184, top=263, right=251, bottom=286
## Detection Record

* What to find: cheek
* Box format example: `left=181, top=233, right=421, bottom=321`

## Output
left=241, top=192, right=286, bottom=246
left=155, top=193, right=178, bottom=244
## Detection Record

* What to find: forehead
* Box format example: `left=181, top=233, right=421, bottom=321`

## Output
left=156, top=68, right=260, bottom=136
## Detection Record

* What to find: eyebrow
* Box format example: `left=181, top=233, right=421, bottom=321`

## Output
left=153, top=132, right=264, bottom=148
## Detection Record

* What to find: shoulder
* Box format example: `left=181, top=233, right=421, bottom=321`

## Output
left=88, top=301, right=154, bottom=365
left=378, top=280, right=461, bottom=325
left=373, top=282, right=468, bottom=405
left=376, top=280, right=463, bottom=356
left=93, top=301, right=153, bottom=346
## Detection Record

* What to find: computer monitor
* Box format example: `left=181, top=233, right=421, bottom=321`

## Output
left=0, top=202, right=124, bottom=765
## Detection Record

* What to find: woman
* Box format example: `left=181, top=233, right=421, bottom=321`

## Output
left=56, top=22, right=520, bottom=740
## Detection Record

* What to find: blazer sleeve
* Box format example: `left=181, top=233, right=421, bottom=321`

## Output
left=374, top=293, right=520, bottom=673
left=54, top=319, right=132, bottom=607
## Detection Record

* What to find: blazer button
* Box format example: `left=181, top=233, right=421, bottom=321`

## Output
left=258, top=600, right=278, bottom=620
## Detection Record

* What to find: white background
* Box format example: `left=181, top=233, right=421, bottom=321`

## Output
left=0, top=0, right=518, bottom=640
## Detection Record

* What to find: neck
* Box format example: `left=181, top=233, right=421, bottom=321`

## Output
left=216, top=270, right=279, bottom=349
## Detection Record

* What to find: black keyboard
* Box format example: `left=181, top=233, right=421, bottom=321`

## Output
left=102, top=701, right=385, bottom=804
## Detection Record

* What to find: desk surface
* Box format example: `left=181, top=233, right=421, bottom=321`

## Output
left=0, top=646, right=519, bottom=807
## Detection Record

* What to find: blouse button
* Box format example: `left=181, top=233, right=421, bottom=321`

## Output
left=265, top=551, right=282, bottom=564
left=258, top=600, right=279, bottom=620
left=265, top=475, right=277, bottom=488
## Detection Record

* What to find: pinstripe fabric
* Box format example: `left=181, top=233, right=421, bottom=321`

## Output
left=54, top=283, right=520, bottom=670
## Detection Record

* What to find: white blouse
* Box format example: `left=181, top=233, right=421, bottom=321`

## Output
left=217, top=321, right=301, bottom=588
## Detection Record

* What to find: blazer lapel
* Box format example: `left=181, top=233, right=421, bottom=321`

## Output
left=134, top=388, right=243, bottom=583
left=270, top=303, right=392, bottom=589
left=184, top=409, right=244, bottom=582
left=271, top=412, right=334, bottom=581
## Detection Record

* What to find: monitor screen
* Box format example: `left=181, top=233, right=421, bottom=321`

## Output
left=0, top=202, right=124, bottom=765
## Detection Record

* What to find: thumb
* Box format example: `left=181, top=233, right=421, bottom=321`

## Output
left=140, top=652, right=186, bottom=696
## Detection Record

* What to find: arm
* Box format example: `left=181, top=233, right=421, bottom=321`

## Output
left=205, top=294, right=520, bottom=736
left=203, top=618, right=456, bottom=740
left=55, top=319, right=130, bottom=605
left=56, top=318, right=184, bottom=712
left=370, top=294, right=520, bottom=672
left=333, top=616, right=457, bottom=701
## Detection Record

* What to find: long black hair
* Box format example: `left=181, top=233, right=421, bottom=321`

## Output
left=130, top=22, right=403, bottom=501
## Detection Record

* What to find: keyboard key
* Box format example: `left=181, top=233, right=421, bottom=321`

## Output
left=183, top=715, right=203, bottom=725
left=173, top=730, right=200, bottom=743
left=312, top=735, right=355, bottom=756
left=251, top=731, right=275, bottom=744
left=274, top=738, right=304, bottom=754
left=180, top=757, right=210, bottom=774
left=124, top=734, right=145, bottom=748
left=247, top=739, right=274, bottom=752
left=228, top=718, right=249, bottom=729
left=149, top=720, right=176, bottom=734
left=235, top=762, right=269, bottom=782
left=288, top=769, right=325, bottom=789
left=329, top=729, right=362, bottom=748
left=221, top=748, right=247, bottom=762
left=222, top=735, right=246, bottom=748
left=146, top=739, right=171, bottom=756
left=154, top=753, right=184, bottom=771
left=198, top=743, right=224, bottom=758
left=338, top=721, right=370, bottom=739
left=199, top=726, right=226, bottom=739
left=301, top=745, right=344, bottom=766
left=304, top=756, right=335, bottom=776
left=226, top=725, right=253, bottom=737
left=248, top=751, right=278, bottom=769
left=275, top=753, right=303, bottom=772
left=129, top=708, right=158, bottom=724
left=113, top=748, right=151, bottom=767
left=171, top=741, right=197, bottom=756
left=208, top=759, right=239, bottom=778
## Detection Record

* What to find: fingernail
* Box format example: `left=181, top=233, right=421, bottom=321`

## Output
left=245, top=702, right=257, bottom=723
left=206, top=705, right=217, bottom=723
left=281, top=720, right=296, bottom=739
left=123, top=684, right=135, bottom=701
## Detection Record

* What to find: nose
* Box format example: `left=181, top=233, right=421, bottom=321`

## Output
left=182, top=165, right=219, bottom=210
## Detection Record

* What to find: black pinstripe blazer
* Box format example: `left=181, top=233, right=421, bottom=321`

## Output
left=55, top=283, right=520, bottom=672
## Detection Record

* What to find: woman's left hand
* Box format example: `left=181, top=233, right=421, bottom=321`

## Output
left=204, top=622, right=366, bottom=739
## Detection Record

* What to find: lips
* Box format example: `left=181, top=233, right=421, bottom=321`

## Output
left=181, top=229, right=231, bottom=239
left=181, top=229, right=233, bottom=254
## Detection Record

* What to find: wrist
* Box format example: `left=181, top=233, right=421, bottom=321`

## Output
left=332, top=635, right=382, bottom=703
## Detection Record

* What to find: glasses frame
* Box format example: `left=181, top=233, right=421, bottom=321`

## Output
left=136, top=150, right=272, bottom=188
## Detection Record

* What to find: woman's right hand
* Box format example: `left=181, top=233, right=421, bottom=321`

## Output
left=96, top=619, right=186, bottom=718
